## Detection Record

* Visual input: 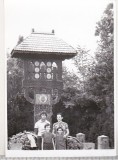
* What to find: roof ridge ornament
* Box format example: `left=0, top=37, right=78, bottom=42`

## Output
left=32, top=32, right=54, bottom=35
left=31, top=29, right=55, bottom=35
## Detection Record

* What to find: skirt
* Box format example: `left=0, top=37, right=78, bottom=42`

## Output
left=43, top=142, right=54, bottom=150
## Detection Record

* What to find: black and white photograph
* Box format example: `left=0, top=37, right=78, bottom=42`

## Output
left=5, top=0, right=116, bottom=157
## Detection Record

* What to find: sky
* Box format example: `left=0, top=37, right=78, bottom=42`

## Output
left=5, top=0, right=114, bottom=69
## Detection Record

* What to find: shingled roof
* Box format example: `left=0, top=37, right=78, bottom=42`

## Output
left=11, top=32, right=77, bottom=59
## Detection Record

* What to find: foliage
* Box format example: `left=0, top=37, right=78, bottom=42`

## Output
left=85, top=3, right=114, bottom=117
left=93, top=3, right=114, bottom=148
left=72, top=46, right=96, bottom=92
left=52, top=88, right=100, bottom=147
left=56, top=3, right=114, bottom=148
left=7, top=56, right=34, bottom=137
left=17, top=35, right=24, bottom=45
left=67, top=136, right=83, bottom=149
left=62, top=66, right=80, bottom=89
left=73, top=46, right=96, bottom=78
left=7, top=56, right=23, bottom=100
left=94, top=3, right=114, bottom=94
left=8, top=94, right=34, bottom=137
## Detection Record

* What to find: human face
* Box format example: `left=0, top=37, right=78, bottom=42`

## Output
left=41, top=114, right=47, bottom=121
left=45, top=126, right=50, bottom=132
left=57, top=114, right=63, bottom=122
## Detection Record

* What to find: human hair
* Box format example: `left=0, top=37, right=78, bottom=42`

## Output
left=44, top=123, right=50, bottom=129
left=40, top=111, right=47, bottom=117
left=57, top=127, right=63, bottom=131
left=57, top=112, right=63, bottom=117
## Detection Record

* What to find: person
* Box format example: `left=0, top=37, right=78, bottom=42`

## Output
left=34, top=111, right=50, bottom=150
left=52, top=113, right=69, bottom=149
left=55, top=127, right=66, bottom=150
left=42, top=123, right=55, bottom=150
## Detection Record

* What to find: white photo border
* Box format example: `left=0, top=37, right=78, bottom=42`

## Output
left=4, top=0, right=118, bottom=157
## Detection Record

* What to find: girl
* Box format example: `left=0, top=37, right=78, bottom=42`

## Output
left=55, top=127, right=66, bottom=150
left=42, top=123, right=55, bottom=150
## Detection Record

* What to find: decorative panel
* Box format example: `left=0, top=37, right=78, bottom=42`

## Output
left=35, top=94, right=51, bottom=105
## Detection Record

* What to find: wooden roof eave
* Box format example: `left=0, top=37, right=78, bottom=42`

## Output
left=11, top=50, right=77, bottom=60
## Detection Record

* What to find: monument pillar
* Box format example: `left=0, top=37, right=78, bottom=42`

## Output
left=11, top=31, right=77, bottom=124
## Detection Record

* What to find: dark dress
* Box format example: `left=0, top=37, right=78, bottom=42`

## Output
left=42, top=132, right=54, bottom=150
left=55, top=133, right=66, bottom=150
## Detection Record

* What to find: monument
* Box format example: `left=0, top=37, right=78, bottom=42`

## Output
left=11, top=30, right=77, bottom=123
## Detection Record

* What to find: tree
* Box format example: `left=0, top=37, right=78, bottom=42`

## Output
left=7, top=56, right=35, bottom=137
left=52, top=87, right=100, bottom=144
left=17, top=35, right=24, bottom=45
left=58, top=3, right=114, bottom=148
left=62, top=66, right=80, bottom=89
left=7, top=34, right=33, bottom=136
left=89, top=3, right=114, bottom=109
left=85, top=3, right=114, bottom=148
left=72, top=46, right=96, bottom=92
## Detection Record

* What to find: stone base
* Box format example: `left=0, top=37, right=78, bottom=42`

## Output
left=83, top=143, right=95, bottom=149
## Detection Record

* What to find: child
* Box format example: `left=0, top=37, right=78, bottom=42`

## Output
left=42, top=123, right=55, bottom=150
left=55, top=127, right=66, bottom=150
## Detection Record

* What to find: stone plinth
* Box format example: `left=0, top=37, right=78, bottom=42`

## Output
left=76, top=133, right=85, bottom=143
left=83, top=143, right=95, bottom=149
left=97, top=135, right=109, bottom=149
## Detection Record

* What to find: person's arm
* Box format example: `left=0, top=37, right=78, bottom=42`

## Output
left=52, top=123, right=56, bottom=137
left=34, top=122, right=38, bottom=136
left=42, top=137, right=44, bottom=150
left=63, top=124, right=69, bottom=138
left=64, top=128, right=69, bottom=137
left=52, top=138, right=55, bottom=150
left=34, top=128, right=38, bottom=135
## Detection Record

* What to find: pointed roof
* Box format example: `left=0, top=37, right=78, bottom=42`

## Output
left=11, top=32, right=77, bottom=59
